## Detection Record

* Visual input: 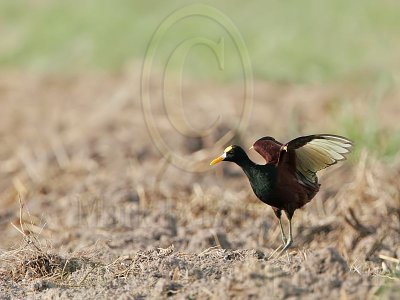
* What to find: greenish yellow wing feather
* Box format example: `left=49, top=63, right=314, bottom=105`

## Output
left=284, top=134, right=353, bottom=185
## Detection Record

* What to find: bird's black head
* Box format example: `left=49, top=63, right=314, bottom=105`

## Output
left=210, top=145, right=248, bottom=165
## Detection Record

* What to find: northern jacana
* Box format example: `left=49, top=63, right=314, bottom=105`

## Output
left=210, top=134, right=353, bottom=252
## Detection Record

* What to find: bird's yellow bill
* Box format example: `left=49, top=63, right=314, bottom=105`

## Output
left=210, top=155, right=224, bottom=166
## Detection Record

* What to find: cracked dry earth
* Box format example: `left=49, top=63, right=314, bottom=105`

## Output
left=0, top=71, right=399, bottom=299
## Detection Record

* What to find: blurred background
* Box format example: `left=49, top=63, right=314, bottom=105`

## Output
left=1, top=1, right=400, bottom=298
left=1, top=0, right=400, bottom=158
left=1, top=0, right=400, bottom=81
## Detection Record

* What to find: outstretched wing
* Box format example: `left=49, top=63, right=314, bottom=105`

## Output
left=279, top=134, right=353, bottom=186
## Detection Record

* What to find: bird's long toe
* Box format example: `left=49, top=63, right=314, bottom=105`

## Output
left=281, top=239, right=293, bottom=252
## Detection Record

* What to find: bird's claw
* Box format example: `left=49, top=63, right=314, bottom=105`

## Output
left=267, top=244, right=283, bottom=260
left=268, top=239, right=293, bottom=261
left=277, top=239, right=293, bottom=259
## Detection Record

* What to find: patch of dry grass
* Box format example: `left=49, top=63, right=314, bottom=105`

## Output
left=0, top=71, right=399, bottom=298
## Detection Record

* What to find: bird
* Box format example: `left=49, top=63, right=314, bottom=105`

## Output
left=210, top=134, right=353, bottom=253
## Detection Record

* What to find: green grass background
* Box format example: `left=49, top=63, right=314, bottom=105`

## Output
left=1, top=0, right=399, bottom=157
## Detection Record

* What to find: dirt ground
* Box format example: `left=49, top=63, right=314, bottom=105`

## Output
left=0, top=69, right=399, bottom=299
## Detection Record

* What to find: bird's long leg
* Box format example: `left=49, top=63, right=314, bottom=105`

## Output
left=268, top=211, right=288, bottom=260
left=278, top=216, right=287, bottom=245
left=280, top=214, right=291, bottom=262
left=268, top=221, right=291, bottom=261
left=278, top=217, right=293, bottom=257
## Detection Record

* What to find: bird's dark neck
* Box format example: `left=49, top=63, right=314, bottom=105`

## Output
left=234, top=154, right=276, bottom=199
left=234, top=155, right=257, bottom=176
